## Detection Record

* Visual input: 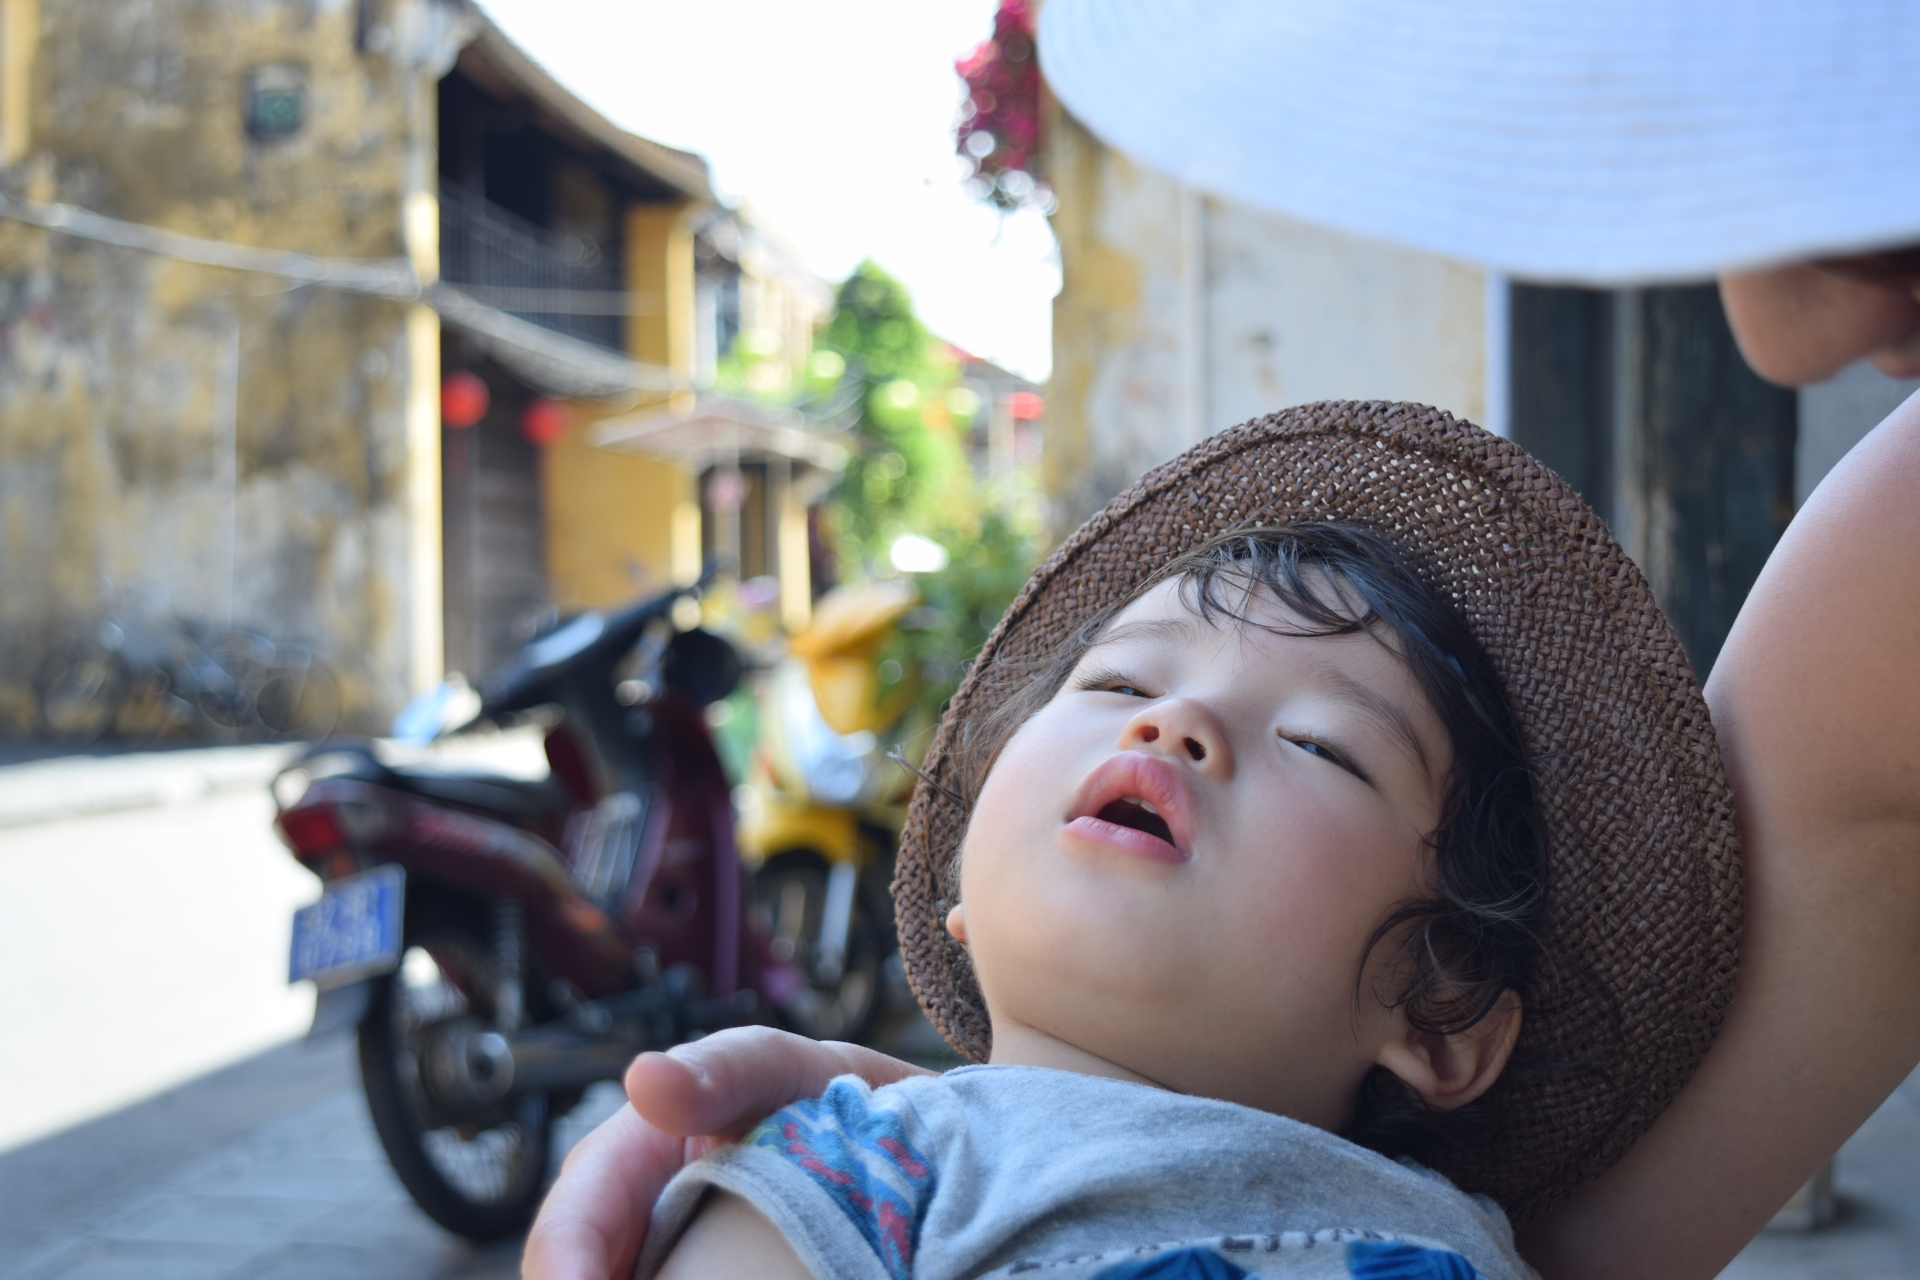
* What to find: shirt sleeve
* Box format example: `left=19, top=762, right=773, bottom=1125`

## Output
left=638, top=1075, right=937, bottom=1280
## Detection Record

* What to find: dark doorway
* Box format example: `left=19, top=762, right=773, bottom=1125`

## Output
left=441, top=351, right=553, bottom=681
left=1507, top=284, right=1797, bottom=676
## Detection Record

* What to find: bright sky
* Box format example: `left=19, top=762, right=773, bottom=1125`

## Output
left=474, top=0, right=1060, bottom=382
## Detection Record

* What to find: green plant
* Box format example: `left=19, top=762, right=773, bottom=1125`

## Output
left=897, top=495, right=1043, bottom=717
left=817, top=261, right=1043, bottom=716
left=818, top=261, right=971, bottom=567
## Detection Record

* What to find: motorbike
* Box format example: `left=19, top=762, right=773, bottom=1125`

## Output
left=272, top=576, right=773, bottom=1240
left=737, top=579, right=927, bottom=1043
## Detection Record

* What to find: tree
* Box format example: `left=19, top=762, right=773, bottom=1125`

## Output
left=817, top=261, right=1043, bottom=716
left=817, top=261, right=971, bottom=565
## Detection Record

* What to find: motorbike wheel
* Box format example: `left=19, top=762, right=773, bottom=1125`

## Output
left=755, top=849, right=889, bottom=1043
left=113, top=667, right=194, bottom=745
left=358, top=927, right=552, bottom=1240
left=253, top=648, right=341, bottom=741
left=195, top=631, right=272, bottom=743
left=34, top=640, right=123, bottom=743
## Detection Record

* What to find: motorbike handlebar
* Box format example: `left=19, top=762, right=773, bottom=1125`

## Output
left=597, top=559, right=724, bottom=657
left=478, top=560, right=727, bottom=718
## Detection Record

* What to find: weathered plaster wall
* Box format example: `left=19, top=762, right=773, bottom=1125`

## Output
left=1202, top=204, right=1486, bottom=431
left=0, top=0, right=436, bottom=732
left=1047, top=110, right=1487, bottom=536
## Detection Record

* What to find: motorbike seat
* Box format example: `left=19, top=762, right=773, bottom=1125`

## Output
left=383, top=765, right=574, bottom=830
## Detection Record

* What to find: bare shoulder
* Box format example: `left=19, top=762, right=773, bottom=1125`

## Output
left=655, top=1190, right=814, bottom=1280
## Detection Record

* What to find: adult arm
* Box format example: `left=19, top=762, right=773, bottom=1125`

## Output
left=522, top=1027, right=931, bottom=1280
left=1519, top=389, right=1920, bottom=1279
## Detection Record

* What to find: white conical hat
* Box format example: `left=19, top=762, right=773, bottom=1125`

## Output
left=1038, top=0, right=1920, bottom=284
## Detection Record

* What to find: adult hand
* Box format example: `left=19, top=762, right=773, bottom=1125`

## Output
left=522, top=1027, right=932, bottom=1280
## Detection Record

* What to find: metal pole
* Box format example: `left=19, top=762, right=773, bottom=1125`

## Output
left=217, top=314, right=241, bottom=627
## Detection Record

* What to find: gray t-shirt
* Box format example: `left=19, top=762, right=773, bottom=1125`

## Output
left=640, top=1065, right=1537, bottom=1280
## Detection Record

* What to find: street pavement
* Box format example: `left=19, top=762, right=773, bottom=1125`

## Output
left=0, top=1033, right=625, bottom=1279
left=0, top=730, right=550, bottom=1153
left=5, top=742, right=1920, bottom=1277
left=1720, top=1070, right=1920, bottom=1279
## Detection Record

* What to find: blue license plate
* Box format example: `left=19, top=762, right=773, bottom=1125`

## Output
left=289, top=865, right=405, bottom=988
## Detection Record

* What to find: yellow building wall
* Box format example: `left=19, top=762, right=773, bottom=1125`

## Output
left=0, top=0, right=439, bottom=732
left=0, top=0, right=37, bottom=166
left=1045, top=108, right=1487, bottom=538
left=544, top=415, right=693, bottom=610
left=543, top=198, right=701, bottom=612
left=624, top=202, right=695, bottom=371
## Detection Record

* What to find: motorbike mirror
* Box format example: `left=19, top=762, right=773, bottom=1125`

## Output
left=522, top=611, right=607, bottom=672
left=660, top=627, right=743, bottom=707
left=390, top=674, right=482, bottom=744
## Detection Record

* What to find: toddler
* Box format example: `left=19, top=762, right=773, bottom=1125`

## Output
left=637, top=406, right=1737, bottom=1280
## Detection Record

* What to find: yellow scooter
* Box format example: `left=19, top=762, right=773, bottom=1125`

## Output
left=738, top=580, right=925, bottom=1042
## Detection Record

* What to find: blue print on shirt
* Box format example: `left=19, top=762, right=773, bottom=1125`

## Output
left=1346, top=1240, right=1483, bottom=1279
left=747, top=1079, right=934, bottom=1280
left=1093, top=1247, right=1253, bottom=1280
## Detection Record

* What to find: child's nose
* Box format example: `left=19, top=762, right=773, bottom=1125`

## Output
left=1120, top=698, right=1233, bottom=773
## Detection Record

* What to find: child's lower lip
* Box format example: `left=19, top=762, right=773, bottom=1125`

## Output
left=1062, top=815, right=1189, bottom=864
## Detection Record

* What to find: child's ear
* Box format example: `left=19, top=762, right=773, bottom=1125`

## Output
left=945, top=903, right=969, bottom=945
left=1373, top=990, right=1521, bottom=1111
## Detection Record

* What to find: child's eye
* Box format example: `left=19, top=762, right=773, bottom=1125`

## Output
left=1074, top=667, right=1153, bottom=698
left=1285, top=736, right=1365, bottom=779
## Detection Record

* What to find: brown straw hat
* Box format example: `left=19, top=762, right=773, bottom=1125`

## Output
left=895, top=400, right=1740, bottom=1220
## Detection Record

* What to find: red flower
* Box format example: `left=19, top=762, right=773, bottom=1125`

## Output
left=954, top=0, right=1050, bottom=212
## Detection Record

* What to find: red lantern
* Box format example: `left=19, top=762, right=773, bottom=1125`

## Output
left=440, top=370, right=490, bottom=429
left=1007, top=390, right=1045, bottom=420
left=520, top=397, right=570, bottom=447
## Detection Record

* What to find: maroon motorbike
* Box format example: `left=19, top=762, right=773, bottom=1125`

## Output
left=273, top=577, right=777, bottom=1239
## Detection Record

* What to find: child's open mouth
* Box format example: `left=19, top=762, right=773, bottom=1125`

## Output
left=1094, top=797, right=1176, bottom=846
left=1063, top=753, right=1194, bottom=864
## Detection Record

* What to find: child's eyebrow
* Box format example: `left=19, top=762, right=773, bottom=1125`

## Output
left=1082, top=615, right=1204, bottom=655
left=1302, top=659, right=1437, bottom=779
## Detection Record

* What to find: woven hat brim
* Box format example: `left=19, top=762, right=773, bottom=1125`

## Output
left=1038, top=0, right=1920, bottom=283
left=896, top=402, right=1740, bottom=1220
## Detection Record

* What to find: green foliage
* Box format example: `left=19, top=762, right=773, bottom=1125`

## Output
left=816, top=260, right=1043, bottom=716
left=820, top=262, right=975, bottom=561
left=822, top=262, right=937, bottom=384
left=696, top=257, right=1039, bottom=724
left=895, top=494, right=1043, bottom=718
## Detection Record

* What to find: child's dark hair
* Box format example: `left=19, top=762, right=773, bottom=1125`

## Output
left=947, top=523, right=1547, bottom=1165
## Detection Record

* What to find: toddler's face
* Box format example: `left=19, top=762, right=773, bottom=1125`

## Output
left=955, top=576, right=1450, bottom=1129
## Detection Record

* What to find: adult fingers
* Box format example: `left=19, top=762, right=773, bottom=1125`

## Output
left=625, top=1025, right=935, bottom=1139
left=522, top=1104, right=682, bottom=1280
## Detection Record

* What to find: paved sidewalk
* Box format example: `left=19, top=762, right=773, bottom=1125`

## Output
left=2, top=1037, right=623, bottom=1280
left=1720, top=1067, right=1920, bottom=1278
left=0, top=743, right=297, bottom=829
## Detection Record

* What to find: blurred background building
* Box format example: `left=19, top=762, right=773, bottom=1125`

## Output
left=4, top=0, right=1915, bottom=739
left=0, top=0, right=835, bottom=734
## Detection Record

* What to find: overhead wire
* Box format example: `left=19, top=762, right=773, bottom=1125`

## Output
left=0, top=190, right=687, bottom=396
